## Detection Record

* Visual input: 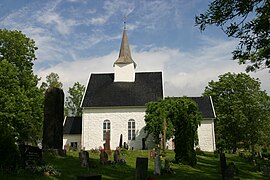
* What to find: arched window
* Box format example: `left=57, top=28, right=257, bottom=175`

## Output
left=103, top=120, right=110, bottom=141
left=128, top=119, right=135, bottom=140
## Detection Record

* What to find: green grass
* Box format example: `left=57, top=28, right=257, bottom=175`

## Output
left=2, top=150, right=268, bottom=179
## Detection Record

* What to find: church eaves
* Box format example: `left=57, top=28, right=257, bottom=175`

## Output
left=113, top=24, right=137, bottom=68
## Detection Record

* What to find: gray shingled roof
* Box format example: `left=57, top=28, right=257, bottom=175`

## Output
left=81, top=72, right=163, bottom=107
left=190, top=97, right=215, bottom=119
left=184, top=97, right=215, bottom=119
left=166, top=97, right=215, bottom=119
left=63, top=117, right=82, bottom=134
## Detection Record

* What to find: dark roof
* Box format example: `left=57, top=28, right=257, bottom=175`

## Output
left=63, top=117, right=82, bottom=134
left=190, top=97, right=215, bottom=119
left=82, top=72, right=163, bottom=107
left=170, top=97, right=215, bottom=119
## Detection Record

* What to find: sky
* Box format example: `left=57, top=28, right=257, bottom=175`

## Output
left=0, top=0, right=269, bottom=96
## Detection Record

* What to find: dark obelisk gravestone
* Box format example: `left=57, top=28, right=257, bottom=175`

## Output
left=42, top=87, right=64, bottom=150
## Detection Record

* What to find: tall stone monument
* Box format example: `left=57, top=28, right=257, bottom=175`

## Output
left=42, top=87, right=64, bottom=150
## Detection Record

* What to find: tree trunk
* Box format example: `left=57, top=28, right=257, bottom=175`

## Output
left=163, top=118, right=167, bottom=153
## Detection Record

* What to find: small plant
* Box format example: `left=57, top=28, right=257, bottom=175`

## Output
left=90, top=148, right=99, bottom=153
left=28, top=164, right=61, bottom=177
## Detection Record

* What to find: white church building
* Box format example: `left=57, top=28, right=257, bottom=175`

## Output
left=63, top=25, right=216, bottom=152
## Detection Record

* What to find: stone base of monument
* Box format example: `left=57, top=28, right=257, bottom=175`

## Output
left=43, top=149, right=66, bottom=156
left=77, top=174, right=102, bottom=180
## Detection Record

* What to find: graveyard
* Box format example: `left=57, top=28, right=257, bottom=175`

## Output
left=1, top=1, right=270, bottom=180
left=2, top=148, right=270, bottom=179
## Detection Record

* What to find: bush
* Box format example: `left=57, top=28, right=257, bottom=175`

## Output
left=0, top=125, right=20, bottom=172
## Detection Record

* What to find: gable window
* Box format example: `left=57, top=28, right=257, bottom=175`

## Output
left=103, top=120, right=110, bottom=141
left=128, top=119, right=135, bottom=140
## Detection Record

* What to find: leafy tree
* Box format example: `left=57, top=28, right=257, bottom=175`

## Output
left=0, top=29, right=43, bottom=144
left=65, top=82, right=85, bottom=116
left=145, top=97, right=201, bottom=166
left=40, top=72, right=63, bottom=92
left=204, top=72, right=270, bottom=153
left=195, top=0, right=270, bottom=72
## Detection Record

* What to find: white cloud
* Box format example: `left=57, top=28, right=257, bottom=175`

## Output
left=35, top=38, right=270, bottom=97
left=37, top=11, right=77, bottom=35
left=89, top=16, right=108, bottom=26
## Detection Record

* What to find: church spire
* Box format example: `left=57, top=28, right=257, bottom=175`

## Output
left=113, top=19, right=136, bottom=68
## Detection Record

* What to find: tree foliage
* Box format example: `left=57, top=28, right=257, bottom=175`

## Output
left=145, top=97, right=201, bottom=166
left=195, top=0, right=270, bottom=72
left=40, top=72, right=63, bottom=92
left=65, top=82, right=85, bottom=116
left=0, top=29, right=43, bottom=144
left=204, top=72, right=270, bottom=153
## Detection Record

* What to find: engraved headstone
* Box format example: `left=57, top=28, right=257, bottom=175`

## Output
left=19, top=145, right=42, bottom=168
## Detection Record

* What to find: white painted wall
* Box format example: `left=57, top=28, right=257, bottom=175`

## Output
left=114, top=63, right=135, bottom=82
left=80, top=107, right=216, bottom=152
left=197, top=119, right=216, bottom=152
left=63, top=134, right=81, bottom=149
left=82, top=107, right=155, bottom=150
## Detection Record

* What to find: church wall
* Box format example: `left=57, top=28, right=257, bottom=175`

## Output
left=63, top=134, right=81, bottom=149
left=197, top=119, right=216, bottom=152
left=81, top=107, right=155, bottom=150
left=114, top=63, right=135, bottom=82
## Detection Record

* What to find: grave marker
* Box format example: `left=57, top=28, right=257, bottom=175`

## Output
left=42, top=87, right=64, bottom=150
left=19, top=145, right=42, bottom=168
left=135, top=157, right=148, bottom=180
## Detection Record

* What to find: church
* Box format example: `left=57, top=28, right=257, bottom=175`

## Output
left=63, top=24, right=216, bottom=152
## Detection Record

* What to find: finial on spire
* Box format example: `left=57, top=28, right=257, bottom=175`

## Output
left=124, top=16, right=127, bottom=30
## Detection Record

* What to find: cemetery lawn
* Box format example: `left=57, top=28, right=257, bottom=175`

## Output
left=2, top=150, right=268, bottom=179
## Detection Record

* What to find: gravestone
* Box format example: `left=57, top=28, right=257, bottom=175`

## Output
left=154, top=149, right=161, bottom=175
left=114, top=149, right=120, bottom=162
left=142, top=138, right=146, bottom=150
left=165, top=159, right=170, bottom=173
left=135, top=157, right=148, bottom=180
left=42, top=87, right=64, bottom=150
left=77, top=174, right=102, bottom=180
left=79, top=151, right=90, bottom=167
left=220, top=153, right=227, bottom=180
left=100, top=150, right=108, bottom=165
left=119, top=134, right=123, bottom=148
left=104, top=131, right=111, bottom=155
left=19, top=145, right=42, bottom=168
left=123, top=142, right=128, bottom=150
left=113, top=148, right=126, bottom=164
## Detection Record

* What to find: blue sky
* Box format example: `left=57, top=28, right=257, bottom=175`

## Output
left=0, top=0, right=268, bottom=96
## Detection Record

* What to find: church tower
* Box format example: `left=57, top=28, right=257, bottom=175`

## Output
left=113, top=22, right=136, bottom=82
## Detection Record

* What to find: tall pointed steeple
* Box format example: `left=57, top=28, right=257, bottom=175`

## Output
left=113, top=20, right=136, bottom=68
left=114, top=20, right=136, bottom=82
